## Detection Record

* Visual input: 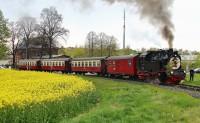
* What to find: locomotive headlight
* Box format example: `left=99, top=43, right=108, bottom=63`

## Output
left=171, top=71, right=174, bottom=74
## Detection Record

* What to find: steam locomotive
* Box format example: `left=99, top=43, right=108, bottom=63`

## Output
left=18, top=49, right=186, bottom=85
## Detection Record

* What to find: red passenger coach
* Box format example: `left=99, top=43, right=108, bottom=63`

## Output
left=106, top=55, right=138, bottom=77
left=71, top=57, right=107, bottom=75
left=40, top=58, right=71, bottom=72
left=18, top=59, right=39, bottom=70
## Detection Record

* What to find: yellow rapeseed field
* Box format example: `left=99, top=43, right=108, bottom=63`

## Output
left=0, top=69, right=95, bottom=109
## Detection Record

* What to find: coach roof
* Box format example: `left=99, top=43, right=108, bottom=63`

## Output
left=107, top=55, right=138, bottom=60
left=40, top=58, right=70, bottom=61
left=72, top=57, right=107, bottom=61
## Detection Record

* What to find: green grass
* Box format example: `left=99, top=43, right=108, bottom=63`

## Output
left=61, top=76, right=200, bottom=123
left=183, top=74, right=200, bottom=86
left=0, top=93, right=97, bottom=123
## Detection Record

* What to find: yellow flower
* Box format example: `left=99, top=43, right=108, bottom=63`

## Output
left=0, top=69, right=95, bottom=108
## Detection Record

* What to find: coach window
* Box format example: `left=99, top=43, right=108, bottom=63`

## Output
left=92, top=61, right=95, bottom=67
left=89, top=61, right=91, bottom=67
left=82, top=62, right=84, bottom=67
left=58, top=62, right=61, bottom=66
left=97, top=61, right=101, bottom=66
left=78, top=62, right=80, bottom=67
left=85, top=61, right=88, bottom=67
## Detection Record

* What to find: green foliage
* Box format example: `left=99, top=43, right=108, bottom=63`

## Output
left=0, top=10, right=10, bottom=43
left=183, top=74, right=200, bottom=86
left=59, top=47, right=138, bottom=58
left=59, top=47, right=87, bottom=58
left=0, top=10, right=9, bottom=59
left=117, top=47, right=137, bottom=56
left=61, top=76, right=200, bottom=123
left=0, top=43, right=8, bottom=59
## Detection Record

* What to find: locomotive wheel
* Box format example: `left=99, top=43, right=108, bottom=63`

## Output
left=159, top=72, right=167, bottom=83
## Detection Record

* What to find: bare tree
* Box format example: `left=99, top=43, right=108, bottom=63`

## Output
left=9, top=22, right=21, bottom=68
left=17, top=16, right=37, bottom=59
left=40, top=7, right=69, bottom=59
left=35, top=24, right=48, bottom=58
left=86, top=31, right=97, bottom=57
left=85, top=31, right=118, bottom=57
left=98, top=32, right=106, bottom=56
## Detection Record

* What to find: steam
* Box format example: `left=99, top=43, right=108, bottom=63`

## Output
left=102, top=0, right=175, bottom=48
left=72, top=0, right=175, bottom=48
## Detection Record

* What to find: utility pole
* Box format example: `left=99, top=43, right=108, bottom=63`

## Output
left=123, top=9, right=126, bottom=49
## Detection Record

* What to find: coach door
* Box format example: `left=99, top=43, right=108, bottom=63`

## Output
left=36, top=60, right=42, bottom=70
left=65, top=60, right=71, bottom=72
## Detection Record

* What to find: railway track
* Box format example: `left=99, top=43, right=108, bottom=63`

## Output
left=84, top=75, right=200, bottom=98
left=177, top=84, right=200, bottom=92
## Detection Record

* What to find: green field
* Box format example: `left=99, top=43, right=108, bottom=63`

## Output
left=183, top=74, right=200, bottom=86
left=61, top=76, right=200, bottom=123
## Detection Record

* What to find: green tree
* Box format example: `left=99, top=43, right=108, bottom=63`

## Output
left=0, top=43, right=8, bottom=59
left=0, top=10, right=10, bottom=59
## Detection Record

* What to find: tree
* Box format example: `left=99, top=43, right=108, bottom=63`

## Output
left=85, top=31, right=118, bottom=57
left=9, top=22, right=21, bottom=68
left=17, top=16, right=37, bottom=59
left=85, top=31, right=97, bottom=57
left=40, top=7, right=69, bottom=59
left=0, top=10, right=10, bottom=59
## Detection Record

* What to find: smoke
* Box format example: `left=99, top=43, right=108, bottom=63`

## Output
left=101, top=0, right=175, bottom=48
left=72, top=0, right=174, bottom=48
left=69, top=0, right=94, bottom=10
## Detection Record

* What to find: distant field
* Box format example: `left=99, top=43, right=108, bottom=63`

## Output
left=183, top=74, right=200, bottom=86
left=0, top=70, right=97, bottom=123
left=61, top=76, right=200, bottom=123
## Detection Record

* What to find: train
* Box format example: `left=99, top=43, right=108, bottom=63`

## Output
left=17, top=49, right=186, bottom=85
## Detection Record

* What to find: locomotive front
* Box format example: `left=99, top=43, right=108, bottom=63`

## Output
left=165, top=51, right=186, bottom=84
left=137, top=49, right=186, bottom=84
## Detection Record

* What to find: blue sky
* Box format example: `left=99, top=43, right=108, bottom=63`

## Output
left=0, top=0, right=200, bottom=51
